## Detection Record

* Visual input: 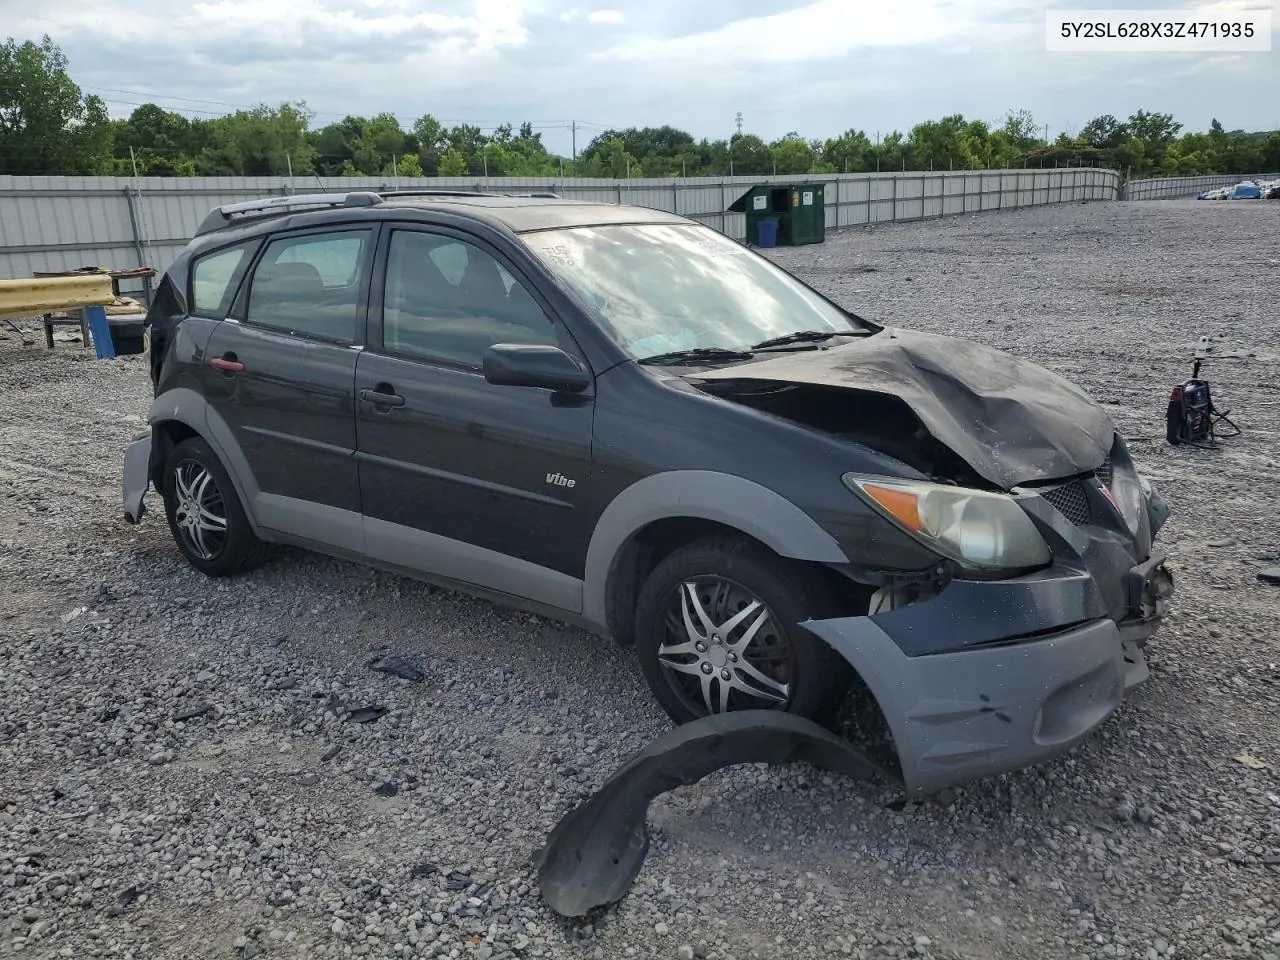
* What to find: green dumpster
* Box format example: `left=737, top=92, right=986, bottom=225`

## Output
left=729, top=182, right=826, bottom=246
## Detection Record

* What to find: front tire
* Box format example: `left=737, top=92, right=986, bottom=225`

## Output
left=634, top=536, right=850, bottom=726
left=162, top=437, right=271, bottom=577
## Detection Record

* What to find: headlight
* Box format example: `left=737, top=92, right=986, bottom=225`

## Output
left=1109, top=464, right=1145, bottom=537
left=842, top=473, right=1052, bottom=572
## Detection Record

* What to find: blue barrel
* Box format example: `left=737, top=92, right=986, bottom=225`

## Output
left=757, top=218, right=779, bottom=248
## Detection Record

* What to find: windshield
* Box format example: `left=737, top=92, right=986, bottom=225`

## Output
left=520, top=223, right=869, bottom=360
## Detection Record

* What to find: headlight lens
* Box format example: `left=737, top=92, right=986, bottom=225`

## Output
left=842, top=473, right=1052, bottom=572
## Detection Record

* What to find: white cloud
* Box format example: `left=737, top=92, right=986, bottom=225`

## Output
left=4, top=0, right=1276, bottom=155
left=17, top=0, right=534, bottom=53
left=592, top=0, right=1041, bottom=65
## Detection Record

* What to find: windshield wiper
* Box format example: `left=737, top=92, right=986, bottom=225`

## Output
left=750, top=329, right=844, bottom=349
left=636, top=347, right=754, bottom=366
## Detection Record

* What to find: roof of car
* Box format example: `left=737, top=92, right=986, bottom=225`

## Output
left=193, top=190, right=693, bottom=240
left=380, top=194, right=691, bottom=232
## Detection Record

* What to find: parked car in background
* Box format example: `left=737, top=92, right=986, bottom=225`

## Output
left=1229, top=181, right=1263, bottom=199
left=121, top=190, right=1175, bottom=795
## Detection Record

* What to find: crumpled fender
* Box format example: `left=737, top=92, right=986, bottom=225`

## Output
left=534, top=710, right=898, bottom=917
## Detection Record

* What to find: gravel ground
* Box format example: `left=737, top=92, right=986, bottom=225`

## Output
left=2, top=198, right=1278, bottom=960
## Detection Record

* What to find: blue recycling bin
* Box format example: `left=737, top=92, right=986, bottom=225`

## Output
left=757, top=218, right=779, bottom=248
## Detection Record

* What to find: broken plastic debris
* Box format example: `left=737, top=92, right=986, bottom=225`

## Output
left=534, top=710, right=897, bottom=917
left=172, top=702, right=213, bottom=723
left=345, top=706, right=388, bottom=724
left=1235, top=752, right=1268, bottom=770
left=61, top=606, right=86, bottom=623
left=369, top=656, right=425, bottom=683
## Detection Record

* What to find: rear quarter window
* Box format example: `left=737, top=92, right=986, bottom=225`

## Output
left=190, top=243, right=253, bottom=317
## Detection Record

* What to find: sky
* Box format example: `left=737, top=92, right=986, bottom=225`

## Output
left=9, top=0, right=1279, bottom=155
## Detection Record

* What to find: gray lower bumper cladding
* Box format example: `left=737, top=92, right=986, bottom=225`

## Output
left=534, top=711, right=899, bottom=918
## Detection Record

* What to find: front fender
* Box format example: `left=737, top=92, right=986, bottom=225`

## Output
left=581, top=470, right=848, bottom=633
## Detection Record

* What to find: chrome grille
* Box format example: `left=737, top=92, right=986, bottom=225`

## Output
left=1040, top=480, right=1092, bottom=526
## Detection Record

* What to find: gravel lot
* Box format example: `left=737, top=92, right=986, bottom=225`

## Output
left=2, top=198, right=1278, bottom=960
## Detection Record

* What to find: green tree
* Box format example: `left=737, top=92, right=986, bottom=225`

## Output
left=769, top=133, right=813, bottom=174
left=394, top=153, right=424, bottom=177
left=438, top=147, right=469, bottom=177
left=0, top=35, right=113, bottom=175
left=1080, top=114, right=1128, bottom=151
left=729, top=133, right=770, bottom=175
left=312, top=115, right=366, bottom=177
left=195, top=102, right=315, bottom=177
left=112, top=104, right=205, bottom=176
left=822, top=130, right=875, bottom=173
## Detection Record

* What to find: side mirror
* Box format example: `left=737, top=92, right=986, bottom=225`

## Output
left=482, top=343, right=592, bottom=393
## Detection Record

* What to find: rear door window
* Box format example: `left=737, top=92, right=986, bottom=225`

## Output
left=245, top=229, right=373, bottom=344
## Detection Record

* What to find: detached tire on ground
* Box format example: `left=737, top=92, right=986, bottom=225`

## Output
left=634, top=535, right=850, bottom=726
left=162, top=436, right=272, bottom=577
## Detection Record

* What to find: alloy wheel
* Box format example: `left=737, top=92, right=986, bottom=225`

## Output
left=171, top=460, right=228, bottom=561
left=656, top=575, right=793, bottom=716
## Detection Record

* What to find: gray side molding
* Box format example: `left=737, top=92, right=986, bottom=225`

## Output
left=581, top=470, right=849, bottom=632
left=148, top=387, right=262, bottom=532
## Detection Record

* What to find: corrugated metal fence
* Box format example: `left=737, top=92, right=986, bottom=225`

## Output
left=1120, top=173, right=1280, bottom=200
left=0, top=169, right=1120, bottom=285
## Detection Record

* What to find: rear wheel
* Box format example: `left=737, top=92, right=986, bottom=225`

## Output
left=634, top=536, right=849, bottom=725
left=162, top=437, right=271, bottom=577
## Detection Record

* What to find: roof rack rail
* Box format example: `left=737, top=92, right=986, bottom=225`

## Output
left=378, top=189, right=504, bottom=199
left=195, top=191, right=383, bottom=236
left=377, top=189, right=563, bottom=200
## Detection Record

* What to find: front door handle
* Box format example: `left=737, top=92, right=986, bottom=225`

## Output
left=210, top=355, right=244, bottom=373
left=360, top=387, right=405, bottom=409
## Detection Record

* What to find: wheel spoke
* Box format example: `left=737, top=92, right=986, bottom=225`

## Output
left=680, top=582, right=715, bottom=640
left=192, top=469, right=212, bottom=504
left=733, top=659, right=789, bottom=703
left=657, top=639, right=700, bottom=660
left=699, top=671, right=716, bottom=714
left=191, top=518, right=211, bottom=558
left=175, top=467, right=195, bottom=502
left=659, top=657, right=705, bottom=677
left=717, top=675, right=731, bottom=713
left=723, top=604, right=768, bottom=650
left=198, top=506, right=226, bottom=530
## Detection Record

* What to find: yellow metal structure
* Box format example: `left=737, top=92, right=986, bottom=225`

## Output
left=0, top=274, right=115, bottom=322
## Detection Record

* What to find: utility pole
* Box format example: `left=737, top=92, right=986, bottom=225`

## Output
left=1044, top=123, right=1050, bottom=144
left=735, top=111, right=743, bottom=136
left=571, top=120, right=577, bottom=163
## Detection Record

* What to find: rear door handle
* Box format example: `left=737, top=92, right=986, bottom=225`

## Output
left=360, top=388, right=405, bottom=408
left=210, top=355, right=244, bottom=373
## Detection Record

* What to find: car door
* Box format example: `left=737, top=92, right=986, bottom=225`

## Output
left=355, top=224, right=594, bottom=612
left=201, top=224, right=376, bottom=553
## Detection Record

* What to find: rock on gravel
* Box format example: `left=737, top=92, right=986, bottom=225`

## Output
left=2, top=199, right=1278, bottom=959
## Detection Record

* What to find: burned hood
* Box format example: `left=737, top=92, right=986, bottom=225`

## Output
left=694, top=326, right=1114, bottom=489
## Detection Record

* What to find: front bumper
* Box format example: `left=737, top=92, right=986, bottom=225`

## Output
left=122, top=432, right=152, bottom=524
left=806, top=614, right=1156, bottom=795
left=803, top=552, right=1172, bottom=796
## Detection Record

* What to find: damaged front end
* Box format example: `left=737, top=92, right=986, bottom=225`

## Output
left=691, top=327, right=1175, bottom=795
